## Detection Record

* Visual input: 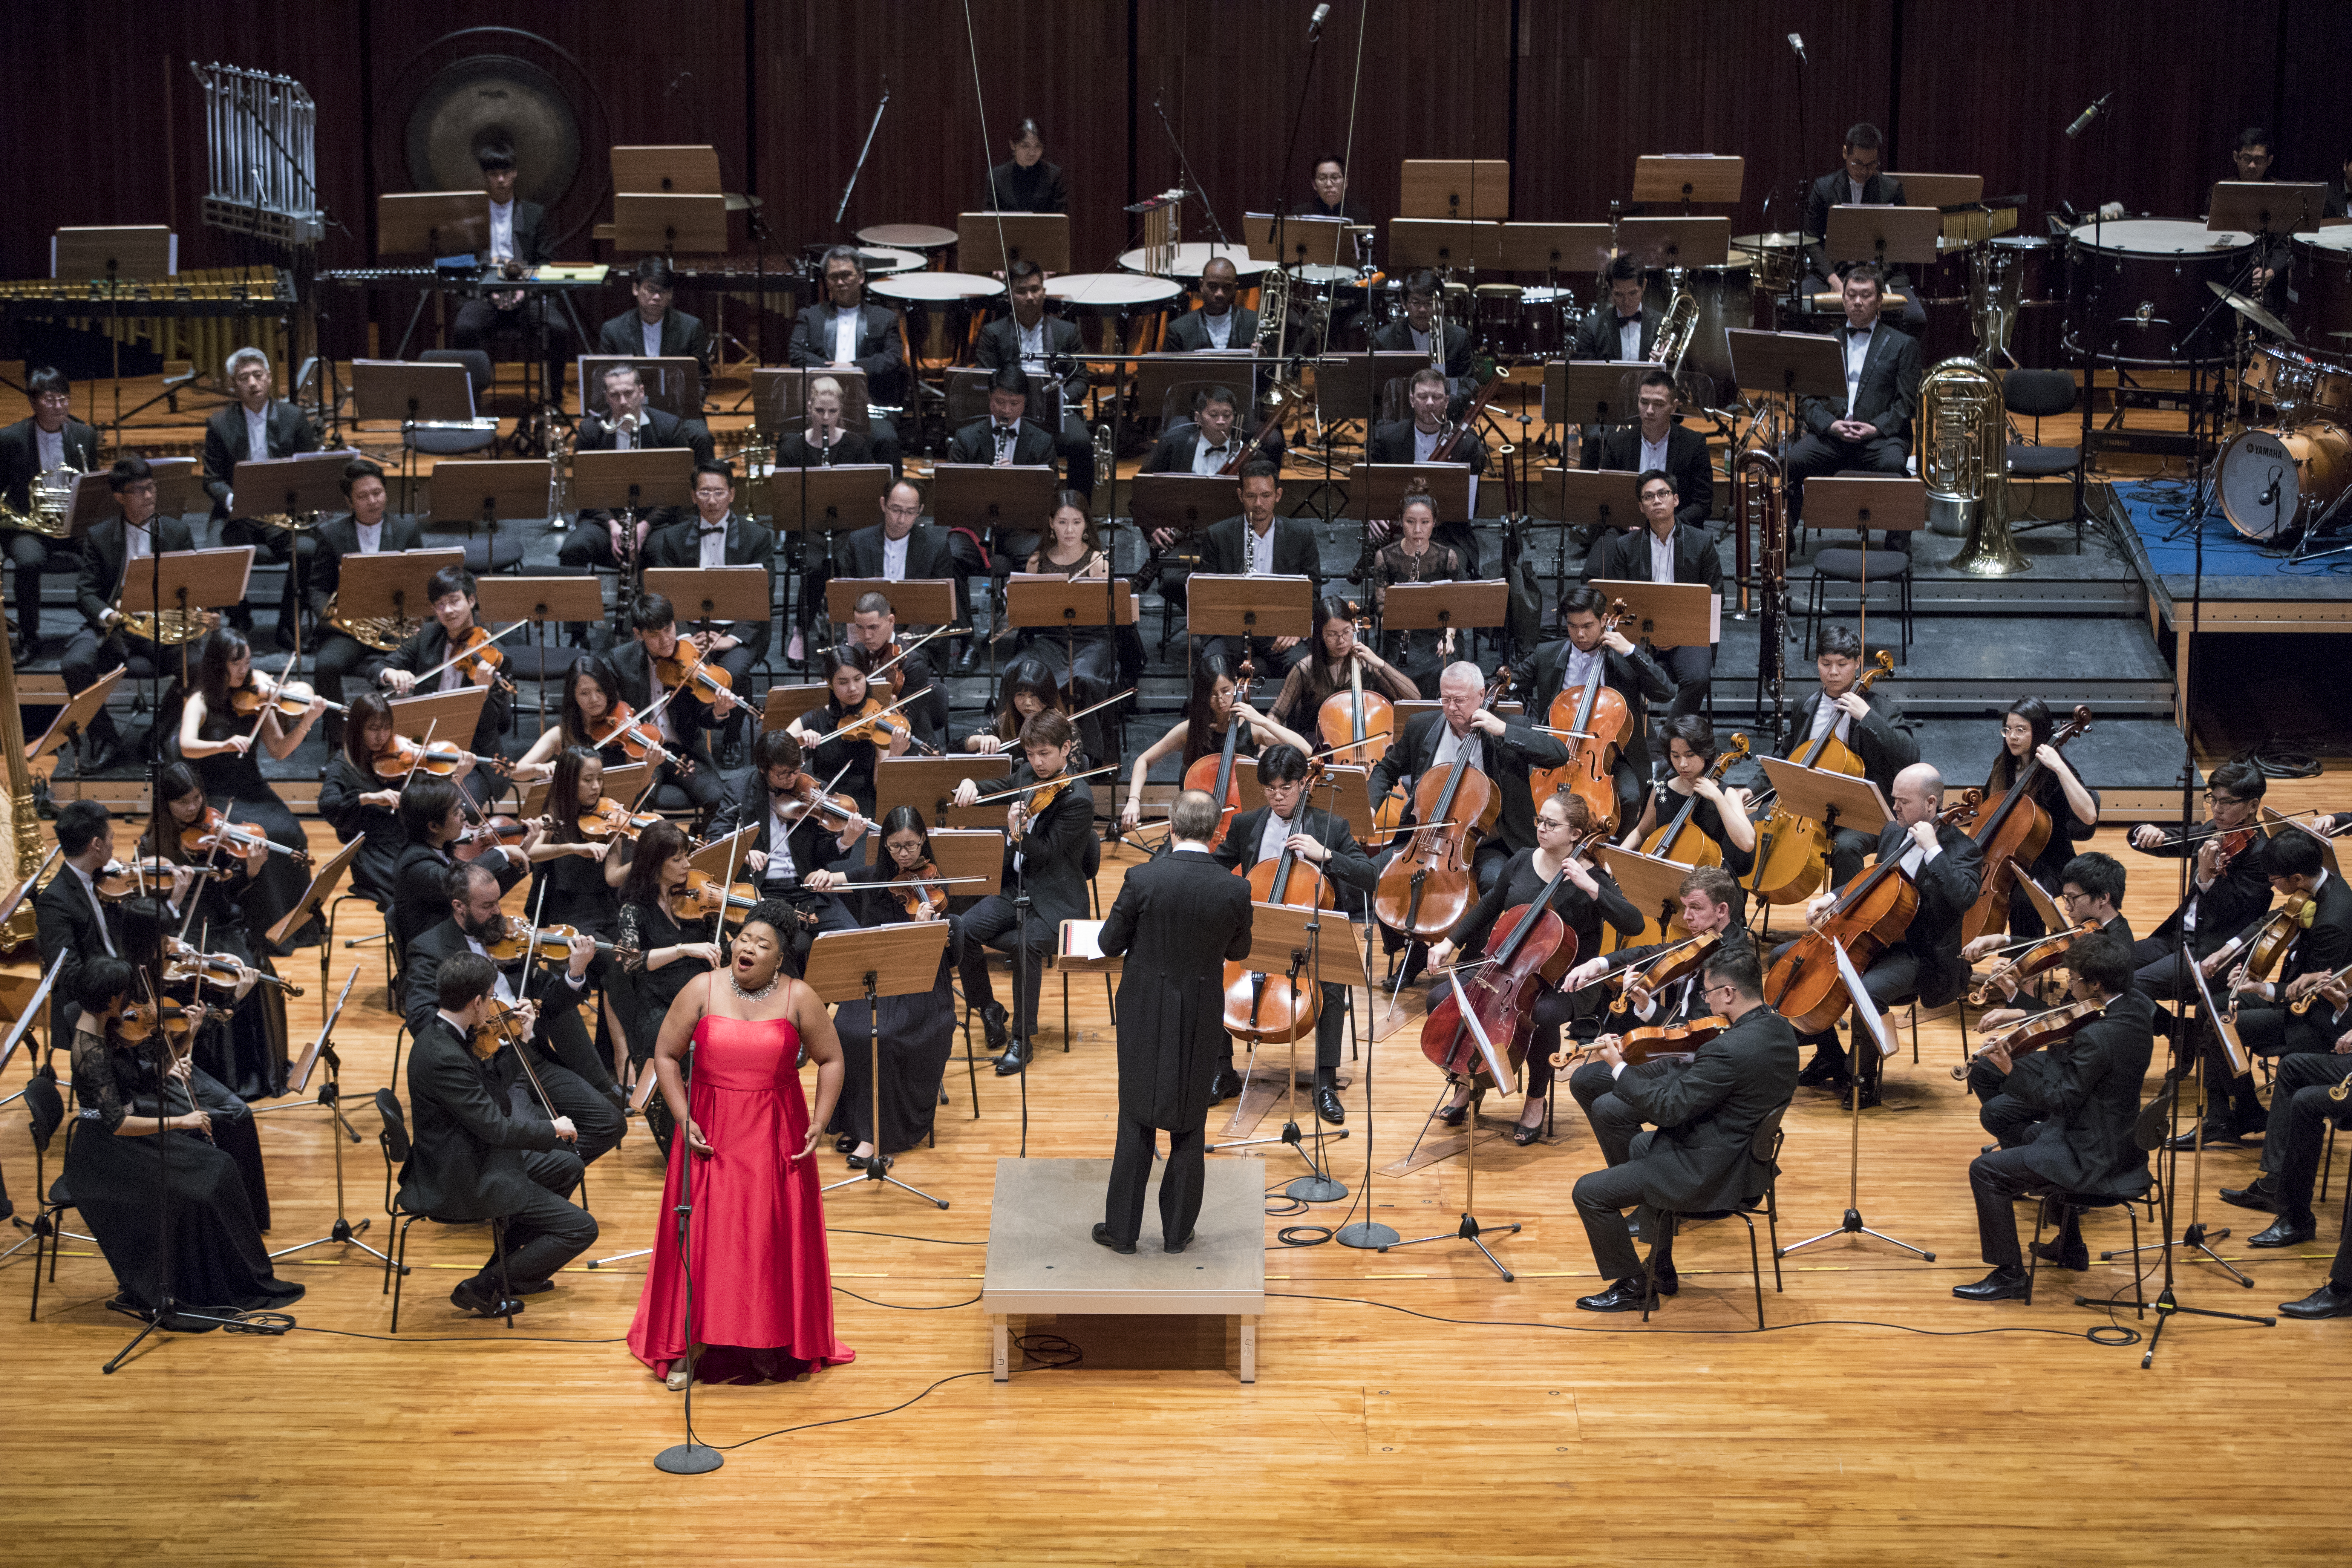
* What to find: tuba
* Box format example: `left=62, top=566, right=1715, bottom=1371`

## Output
left=1652, top=268, right=1700, bottom=378
left=1922, top=357, right=2024, bottom=576
left=0, top=466, right=83, bottom=539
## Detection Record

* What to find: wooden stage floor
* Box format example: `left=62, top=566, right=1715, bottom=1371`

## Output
left=4, top=775, right=2347, bottom=1565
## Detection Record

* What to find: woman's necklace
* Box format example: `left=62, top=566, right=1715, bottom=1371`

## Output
left=729, top=969, right=780, bottom=1003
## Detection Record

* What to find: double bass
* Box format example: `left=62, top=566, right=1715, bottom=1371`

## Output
left=1421, top=828, right=1605, bottom=1085
left=1762, top=797, right=1977, bottom=1034
left=1372, top=668, right=1508, bottom=943
left=1529, top=599, right=1635, bottom=833
left=1741, top=649, right=1896, bottom=905
left=1222, top=766, right=1338, bottom=1045
left=1957, top=704, right=2093, bottom=945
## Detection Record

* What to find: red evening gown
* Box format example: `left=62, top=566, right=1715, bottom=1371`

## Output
left=628, top=1015, right=856, bottom=1382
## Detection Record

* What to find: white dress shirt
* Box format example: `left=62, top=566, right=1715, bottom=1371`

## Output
left=1432, top=725, right=1485, bottom=772
left=764, top=803, right=801, bottom=886
left=1649, top=528, right=1676, bottom=583
left=66, top=862, right=119, bottom=957
left=1846, top=177, right=1867, bottom=205
left=1204, top=310, right=1234, bottom=349
left=641, top=316, right=665, bottom=358
left=243, top=404, right=270, bottom=462
left=1617, top=315, right=1643, bottom=361
left=697, top=515, right=730, bottom=569
left=1190, top=433, right=1235, bottom=475
left=1413, top=424, right=1443, bottom=463
left=1562, top=645, right=1602, bottom=696
left=355, top=519, right=383, bottom=553
left=1016, top=317, right=1049, bottom=372
left=1245, top=521, right=1276, bottom=575
left=125, top=520, right=154, bottom=562
left=35, top=425, right=64, bottom=472
left=1255, top=809, right=1295, bottom=865
left=1842, top=323, right=1875, bottom=418
left=1639, top=430, right=1669, bottom=475
left=1808, top=696, right=1853, bottom=744
left=881, top=532, right=910, bottom=580
left=613, top=418, right=635, bottom=452
left=488, top=199, right=514, bottom=261
left=831, top=308, right=861, bottom=364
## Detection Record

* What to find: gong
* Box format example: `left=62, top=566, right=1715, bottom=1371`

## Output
left=403, top=54, right=580, bottom=204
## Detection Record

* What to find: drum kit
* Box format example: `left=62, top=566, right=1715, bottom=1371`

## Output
left=2206, top=234, right=2352, bottom=547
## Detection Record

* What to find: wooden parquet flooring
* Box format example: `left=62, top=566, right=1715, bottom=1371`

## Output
left=3, top=769, right=2347, bottom=1566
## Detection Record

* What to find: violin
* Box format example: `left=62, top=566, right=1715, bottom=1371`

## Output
left=2289, top=958, right=2352, bottom=1015
left=1762, top=798, right=1978, bottom=1035
left=1372, top=666, right=1508, bottom=942
left=115, top=999, right=231, bottom=1049
left=1607, top=931, right=1724, bottom=1016
left=482, top=920, right=641, bottom=965
left=180, top=807, right=310, bottom=865
left=1639, top=734, right=1751, bottom=867
left=774, top=776, right=876, bottom=841
left=1181, top=664, right=1256, bottom=851
left=450, top=625, right=518, bottom=694
left=370, top=733, right=516, bottom=782
left=677, top=868, right=816, bottom=928
left=1223, top=770, right=1338, bottom=1046
left=165, top=939, right=303, bottom=996
left=1529, top=598, right=1634, bottom=834
left=2213, top=827, right=2257, bottom=870
left=2242, top=894, right=2314, bottom=984
left=586, top=699, right=682, bottom=770
left=1554, top=1015, right=1734, bottom=1071
left=1958, top=705, right=2093, bottom=945
left=1951, top=997, right=2102, bottom=1080
left=92, top=858, right=186, bottom=900
left=231, top=673, right=346, bottom=720
left=833, top=694, right=929, bottom=756
left=1966, top=918, right=2101, bottom=1007
left=893, top=858, right=948, bottom=920
left=578, top=796, right=663, bottom=839
left=452, top=815, right=528, bottom=862
left=1741, top=649, right=1895, bottom=907
left=1317, top=638, right=1394, bottom=769
left=1420, top=831, right=1603, bottom=1085
left=653, top=637, right=736, bottom=708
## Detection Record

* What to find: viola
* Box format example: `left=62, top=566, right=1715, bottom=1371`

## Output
left=1181, top=665, right=1256, bottom=851
left=1372, top=666, right=1509, bottom=942
left=1762, top=798, right=1977, bottom=1035
left=1316, top=641, right=1394, bottom=769
left=1958, top=704, right=2093, bottom=945
left=115, top=999, right=230, bottom=1049
left=1951, top=997, right=2102, bottom=1080
left=654, top=637, right=735, bottom=704
left=1557, top=1014, right=1735, bottom=1071
left=452, top=815, right=528, bottom=862
left=1530, top=599, right=1635, bottom=834
left=180, top=807, right=310, bottom=865
left=1607, top=931, right=1724, bottom=1016
left=1967, top=918, right=2101, bottom=1006
left=1640, top=734, right=1751, bottom=867
left=1420, top=832, right=1603, bottom=1085
left=677, top=867, right=761, bottom=920
left=578, top=796, right=663, bottom=839
left=835, top=694, right=930, bottom=756
left=1741, top=650, right=1894, bottom=906
left=1223, top=773, right=1338, bottom=1045
left=371, top=733, right=517, bottom=782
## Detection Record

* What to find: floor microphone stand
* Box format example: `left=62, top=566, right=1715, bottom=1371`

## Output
left=654, top=1030, right=721, bottom=1473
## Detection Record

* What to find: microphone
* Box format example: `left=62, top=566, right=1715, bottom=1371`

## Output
left=1786, top=32, right=1807, bottom=64
left=2259, top=467, right=2281, bottom=509
left=1309, top=3, right=1330, bottom=39
left=2065, top=94, right=2109, bottom=139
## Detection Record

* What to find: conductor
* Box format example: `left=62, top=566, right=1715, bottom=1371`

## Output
left=1093, top=789, right=1256, bottom=1255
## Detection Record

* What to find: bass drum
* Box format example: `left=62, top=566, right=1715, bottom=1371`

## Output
left=2289, top=229, right=2352, bottom=349
left=1643, top=263, right=1752, bottom=398
left=2064, top=219, right=2255, bottom=365
left=1519, top=285, right=1580, bottom=359
left=2214, top=422, right=2352, bottom=541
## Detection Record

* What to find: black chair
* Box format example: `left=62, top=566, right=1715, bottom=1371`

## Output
left=2025, top=1081, right=2173, bottom=1315
left=2001, top=370, right=2084, bottom=550
left=1804, top=470, right=1914, bottom=664
left=17, top=1073, right=79, bottom=1322
left=374, top=1087, right=514, bottom=1332
left=1642, top=1101, right=1788, bottom=1326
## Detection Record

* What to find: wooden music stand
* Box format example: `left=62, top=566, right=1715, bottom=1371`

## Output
left=612, top=145, right=721, bottom=194
left=1498, top=223, right=1614, bottom=276
left=1724, top=328, right=1846, bottom=407
left=752, top=366, right=871, bottom=432
left=2208, top=181, right=2329, bottom=238
left=1344, top=464, right=1474, bottom=522
left=336, top=548, right=463, bottom=652
left=927, top=828, right=1006, bottom=898
left=1802, top=476, right=1925, bottom=653
left=1129, top=473, right=1240, bottom=541
left=1630, top=156, right=1745, bottom=209
left=579, top=354, right=704, bottom=422
left=1588, top=579, right=1716, bottom=650
left=351, top=360, right=475, bottom=424
left=1822, top=207, right=1943, bottom=275
left=1889, top=173, right=1985, bottom=211
left=956, top=213, right=1069, bottom=275
left=116, top=547, right=252, bottom=631
left=1399, top=160, right=1509, bottom=220
left=1003, top=577, right=1136, bottom=652
left=824, top=578, right=956, bottom=627
left=1596, top=843, right=1700, bottom=949
left=267, top=834, right=364, bottom=952
left=571, top=448, right=695, bottom=513
left=876, top=755, right=1011, bottom=832
left=929, top=464, right=1058, bottom=546
left=1386, top=219, right=1505, bottom=273
left=387, top=688, right=490, bottom=746
left=475, top=576, right=607, bottom=735
left=1185, top=574, right=1315, bottom=646
left=2262, top=807, right=2342, bottom=880
left=1309, top=761, right=1377, bottom=838
left=1756, top=755, right=1891, bottom=841
left=1383, top=581, right=1508, bottom=639
left=689, top=825, right=759, bottom=881
left=613, top=193, right=728, bottom=256
left=1545, top=362, right=1651, bottom=429
left=1614, top=217, right=1732, bottom=270
left=1551, top=468, right=1643, bottom=532
left=1244, top=211, right=1357, bottom=268
left=26, top=666, right=121, bottom=769
left=645, top=565, right=771, bottom=639
left=375, top=193, right=489, bottom=257
left=147, top=457, right=202, bottom=520
left=226, top=450, right=358, bottom=519
left=760, top=683, right=830, bottom=734
left=52, top=226, right=174, bottom=281
left=764, top=465, right=893, bottom=536
left=427, top=459, right=551, bottom=530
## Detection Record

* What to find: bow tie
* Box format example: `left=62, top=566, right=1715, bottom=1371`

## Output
left=994, top=426, right=1018, bottom=440
left=1846, top=325, right=1873, bottom=338
left=698, top=525, right=727, bottom=537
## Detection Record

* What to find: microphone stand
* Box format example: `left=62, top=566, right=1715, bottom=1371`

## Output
left=1151, top=97, right=1228, bottom=245
left=653, top=1014, right=721, bottom=1472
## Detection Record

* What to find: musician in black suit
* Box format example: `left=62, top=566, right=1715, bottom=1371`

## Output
left=956, top=709, right=1095, bottom=1076
left=1955, top=933, right=2153, bottom=1297
left=1370, top=270, right=1476, bottom=383
left=1188, top=461, right=1322, bottom=675
left=1781, top=266, right=1923, bottom=510
left=1580, top=369, right=1713, bottom=534
left=1094, top=787, right=1255, bottom=1254
left=398, top=952, right=598, bottom=1318
left=2124, top=758, right=2275, bottom=1006
left=0, top=367, right=101, bottom=654
left=984, top=118, right=1067, bottom=213
left=1562, top=865, right=1748, bottom=1042
left=558, top=362, right=709, bottom=576
left=401, top=861, right=624, bottom=1166
left=1365, top=367, right=1487, bottom=569
left=375, top=565, right=513, bottom=790
left=1209, top=745, right=1379, bottom=1124
left=643, top=459, right=776, bottom=697
left=1785, top=763, right=1984, bottom=1106
left=1965, top=853, right=2135, bottom=1076
left=945, top=366, right=1061, bottom=575
left=2199, top=828, right=2352, bottom=1139
left=1572, top=256, right=1661, bottom=363
left=34, top=800, right=189, bottom=1046
left=449, top=141, right=575, bottom=396
left=1521, top=584, right=1675, bottom=823
left=1583, top=469, right=1721, bottom=722
left=307, top=458, right=425, bottom=748
left=1370, top=659, right=1573, bottom=899
left=60, top=458, right=198, bottom=767
left=1799, top=124, right=1926, bottom=329
left=600, top=594, right=732, bottom=824
left=1294, top=153, right=1372, bottom=226
left=2229, top=923, right=2352, bottom=1273
left=593, top=257, right=713, bottom=394
left=389, top=778, right=533, bottom=951
left=974, top=259, right=1093, bottom=498
left=1142, top=385, right=1282, bottom=477
left=706, top=729, right=865, bottom=963
left=841, top=588, right=949, bottom=753
left=1783, top=623, right=1921, bottom=885
left=2208, top=128, right=2294, bottom=299
left=1569, top=942, right=1801, bottom=1311
left=1164, top=256, right=1261, bottom=353
left=788, top=245, right=906, bottom=470
left=831, top=478, right=981, bottom=664
left=200, top=346, right=318, bottom=640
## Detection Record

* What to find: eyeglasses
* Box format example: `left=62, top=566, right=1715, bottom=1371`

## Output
left=1534, top=817, right=1571, bottom=832
left=1703, top=981, right=1738, bottom=1001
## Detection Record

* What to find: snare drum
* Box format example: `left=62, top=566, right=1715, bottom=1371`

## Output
left=2064, top=219, right=2255, bottom=365
left=2289, top=229, right=2352, bottom=349
left=2214, top=421, right=2352, bottom=540
left=1115, top=241, right=1274, bottom=281
left=854, top=245, right=927, bottom=277
left=870, top=271, right=1001, bottom=365
left=1473, top=283, right=1526, bottom=357
left=1047, top=272, right=1185, bottom=360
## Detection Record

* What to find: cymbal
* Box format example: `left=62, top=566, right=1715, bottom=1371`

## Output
left=723, top=192, right=764, bottom=212
left=2207, top=279, right=2293, bottom=340
left=1733, top=231, right=1801, bottom=251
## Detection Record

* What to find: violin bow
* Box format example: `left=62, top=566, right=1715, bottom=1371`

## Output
left=801, top=689, right=923, bottom=748
left=173, top=808, right=236, bottom=945
left=503, top=877, right=564, bottom=1117
left=861, top=623, right=971, bottom=684
left=403, top=619, right=527, bottom=691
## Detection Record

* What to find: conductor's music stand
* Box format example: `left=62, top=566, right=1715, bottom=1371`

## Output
left=1630, top=156, right=1746, bottom=211
left=809, top=922, right=956, bottom=1209
left=1210, top=903, right=1366, bottom=1206
left=1588, top=579, right=1716, bottom=650
left=1552, top=468, right=1644, bottom=535
left=824, top=578, right=956, bottom=629
left=956, top=213, right=1070, bottom=276
left=475, top=576, right=606, bottom=737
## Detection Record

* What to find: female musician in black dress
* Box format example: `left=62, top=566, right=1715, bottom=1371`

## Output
left=1969, top=695, right=2100, bottom=941
left=961, top=655, right=1070, bottom=756
left=1270, top=596, right=1419, bottom=740
left=617, top=821, right=723, bottom=1067
left=1118, top=652, right=1311, bottom=834
left=525, top=744, right=636, bottom=1081
left=827, top=807, right=963, bottom=1166
left=1011, top=490, right=1138, bottom=766
left=1427, top=792, right=1643, bottom=1144
left=64, top=956, right=303, bottom=1321
left=1369, top=482, right=1471, bottom=698
left=512, top=656, right=687, bottom=781
left=176, top=628, right=327, bottom=949
left=316, top=691, right=415, bottom=910
left=786, top=644, right=912, bottom=816
left=1616, top=715, right=1758, bottom=880
left=142, top=760, right=292, bottom=1102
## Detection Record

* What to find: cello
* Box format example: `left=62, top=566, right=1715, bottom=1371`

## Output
left=1317, top=643, right=1395, bottom=769
left=1529, top=598, right=1635, bottom=834
left=1372, top=668, right=1509, bottom=945
left=1639, top=733, right=1751, bottom=867
left=1221, top=766, right=1338, bottom=1046
left=1741, top=649, right=1896, bottom=906
left=1762, top=796, right=1977, bottom=1034
left=1957, top=705, right=2093, bottom=945
left=1421, top=828, right=1606, bottom=1084
left=1181, top=663, right=1256, bottom=851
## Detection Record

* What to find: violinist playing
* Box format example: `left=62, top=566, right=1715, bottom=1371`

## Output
left=142, top=760, right=290, bottom=1101
left=848, top=589, right=948, bottom=754
left=376, top=566, right=514, bottom=807
left=1561, top=865, right=1747, bottom=1046
left=617, top=823, right=735, bottom=1094
left=827, top=807, right=965, bottom=1168
left=513, top=656, right=683, bottom=784
left=1119, top=653, right=1310, bottom=836
left=707, top=728, right=866, bottom=958
left=521, top=746, right=637, bottom=1080
left=1972, top=697, right=2101, bottom=940
left=2124, top=758, right=2274, bottom=1009
left=1784, top=763, right=1983, bottom=1109
left=390, top=776, right=540, bottom=950
left=178, top=628, right=326, bottom=950
left=609, top=593, right=742, bottom=826
left=1524, top=586, right=1674, bottom=827
left=1429, top=790, right=1642, bottom=1145
left=961, top=655, right=1072, bottom=759
left=317, top=692, right=419, bottom=910
left=1566, top=941, right=1799, bottom=1313
left=1956, top=933, right=2153, bottom=1299
left=35, top=799, right=192, bottom=1060
left=1269, top=597, right=1417, bottom=740
left=1785, top=624, right=1921, bottom=885
left=2195, top=828, right=2352, bottom=1153
left=788, top=643, right=912, bottom=819
left=642, top=458, right=776, bottom=699
left=1364, top=488, right=1474, bottom=699
left=1963, top=852, right=2132, bottom=1054
left=1209, top=744, right=1379, bottom=1125
left=1617, top=716, right=1757, bottom=882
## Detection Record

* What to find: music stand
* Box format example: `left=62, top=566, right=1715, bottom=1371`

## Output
left=1756, top=757, right=1890, bottom=899
left=1128, top=473, right=1238, bottom=542
left=1615, top=217, right=1732, bottom=270
left=807, top=922, right=956, bottom=1207
left=1804, top=477, right=1926, bottom=651
left=760, top=683, right=831, bottom=734
left=116, top=547, right=252, bottom=638
left=1382, top=582, right=1508, bottom=655
left=1630, top=156, right=1745, bottom=210
left=2262, top=807, right=2341, bottom=880
left=2207, top=182, right=2328, bottom=239
left=232, top=451, right=358, bottom=521
left=145, top=458, right=202, bottom=521
left=1005, top=576, right=1134, bottom=695
left=924, top=829, right=1006, bottom=899
left=1597, top=844, right=1700, bottom=950
left=765, top=466, right=893, bottom=542
left=426, top=460, right=551, bottom=555
left=645, top=565, right=770, bottom=642
left=1544, top=362, right=1651, bottom=432
left=752, top=366, right=870, bottom=432
left=931, top=464, right=1057, bottom=670
left=1311, top=351, right=1435, bottom=427
left=1386, top=219, right=1505, bottom=273
left=1398, top=160, right=1510, bottom=221
left=521, top=761, right=648, bottom=820
left=388, top=689, right=491, bottom=758
left=1588, top=579, right=1715, bottom=650
left=1185, top=574, right=1315, bottom=650
left=337, top=548, right=463, bottom=666
left=572, top=448, right=695, bottom=525
left=266, top=831, right=363, bottom=955
left=877, top=755, right=1012, bottom=832
left=1497, top=223, right=1615, bottom=276
left=351, top=359, right=474, bottom=425
left=29, top=666, right=121, bottom=771
left=475, top=576, right=606, bottom=737
left=612, top=144, right=721, bottom=194
left=824, top=578, right=956, bottom=628
left=1550, top=468, right=1644, bottom=534
left=956, top=213, right=1069, bottom=275
left=1245, top=211, right=1354, bottom=268
left=1211, top=903, right=1364, bottom=1203
left=1344, top=464, right=1473, bottom=522
left=613, top=193, right=728, bottom=256
left=579, top=354, right=703, bottom=423
left=1724, top=329, right=1847, bottom=443
left=1822, top=207, right=1943, bottom=279
left=375, top=193, right=488, bottom=257
left=52, top=226, right=175, bottom=282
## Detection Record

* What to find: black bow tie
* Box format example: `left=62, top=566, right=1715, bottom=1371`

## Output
left=1846, top=325, right=1873, bottom=338
left=698, top=525, right=727, bottom=536
left=995, top=426, right=1018, bottom=440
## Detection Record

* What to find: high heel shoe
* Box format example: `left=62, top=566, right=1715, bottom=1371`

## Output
left=1436, top=1099, right=1469, bottom=1127
left=665, top=1345, right=702, bottom=1392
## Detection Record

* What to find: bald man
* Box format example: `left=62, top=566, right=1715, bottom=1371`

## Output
left=1775, top=762, right=1983, bottom=1107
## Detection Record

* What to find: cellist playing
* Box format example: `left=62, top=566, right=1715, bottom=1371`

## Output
left=1210, top=744, right=1378, bottom=1126
left=1784, top=624, right=1920, bottom=885
left=1523, top=585, right=1673, bottom=828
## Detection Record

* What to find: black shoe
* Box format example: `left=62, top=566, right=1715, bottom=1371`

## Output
left=508, top=1279, right=556, bottom=1297
left=2164, top=1120, right=2249, bottom=1151
left=450, top=1278, right=524, bottom=1317
left=1796, top=1054, right=1848, bottom=1088
left=979, top=1003, right=1011, bottom=1054
left=1436, top=1099, right=1469, bottom=1127
left=834, top=1133, right=858, bottom=1154
left=846, top=1152, right=886, bottom=1171
left=2218, top=1182, right=2281, bottom=1215
left=993, top=1036, right=1033, bottom=1076
left=955, top=641, right=983, bottom=672
left=2279, top=1281, right=2352, bottom=1319
left=1208, top=1066, right=1245, bottom=1105
left=1314, top=1085, right=1346, bottom=1125
left=1840, top=1080, right=1881, bottom=1111
left=2248, top=1216, right=2317, bottom=1249
left=1952, top=1267, right=2029, bottom=1302
left=1649, top=1263, right=1680, bottom=1297
left=1510, top=1118, right=1543, bottom=1146
left=1575, top=1280, right=1651, bottom=1313
left=1091, top=1222, right=1137, bottom=1255
left=2029, top=1236, right=2090, bottom=1271
left=1164, top=1231, right=1195, bottom=1254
